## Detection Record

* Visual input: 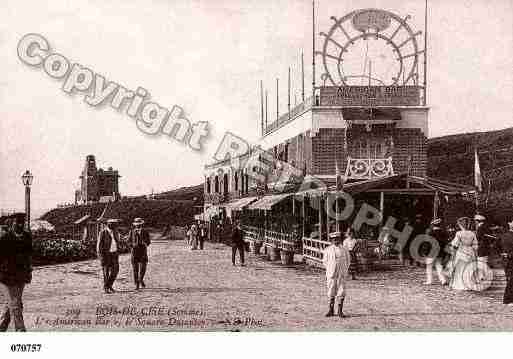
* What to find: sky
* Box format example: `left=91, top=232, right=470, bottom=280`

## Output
left=1, top=0, right=512, bottom=214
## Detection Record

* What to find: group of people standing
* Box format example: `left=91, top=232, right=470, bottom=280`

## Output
left=186, top=220, right=246, bottom=266
left=185, top=222, right=206, bottom=250
left=423, top=214, right=513, bottom=304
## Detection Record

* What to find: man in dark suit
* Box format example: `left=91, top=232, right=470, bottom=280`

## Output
left=128, top=218, right=150, bottom=290
left=231, top=222, right=245, bottom=266
left=97, top=219, right=121, bottom=294
left=499, top=220, right=513, bottom=305
left=0, top=213, right=32, bottom=331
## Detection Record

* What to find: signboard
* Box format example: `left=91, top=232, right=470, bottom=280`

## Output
left=352, top=9, right=391, bottom=32
left=319, top=86, right=420, bottom=106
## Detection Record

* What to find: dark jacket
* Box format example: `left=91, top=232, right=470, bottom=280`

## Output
left=128, top=228, right=150, bottom=262
left=426, top=226, right=449, bottom=259
left=0, top=230, right=33, bottom=285
left=476, top=225, right=492, bottom=257
left=231, top=226, right=245, bottom=248
left=498, top=231, right=513, bottom=256
left=97, top=228, right=119, bottom=264
left=128, top=228, right=150, bottom=249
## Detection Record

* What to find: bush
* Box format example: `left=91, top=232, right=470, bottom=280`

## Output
left=32, top=233, right=130, bottom=265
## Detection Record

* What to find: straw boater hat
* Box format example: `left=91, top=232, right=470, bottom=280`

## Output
left=133, top=218, right=144, bottom=225
left=329, top=231, right=341, bottom=239
left=430, top=218, right=442, bottom=226
left=106, top=218, right=120, bottom=224
left=474, top=214, right=486, bottom=221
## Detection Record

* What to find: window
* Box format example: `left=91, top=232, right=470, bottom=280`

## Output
left=234, top=172, right=239, bottom=191
left=215, top=176, right=219, bottom=193
left=206, top=178, right=211, bottom=194
left=223, top=173, right=229, bottom=194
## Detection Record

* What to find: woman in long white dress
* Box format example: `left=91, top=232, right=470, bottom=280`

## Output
left=449, top=217, right=479, bottom=290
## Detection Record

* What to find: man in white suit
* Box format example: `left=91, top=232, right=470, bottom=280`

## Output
left=322, top=231, right=351, bottom=318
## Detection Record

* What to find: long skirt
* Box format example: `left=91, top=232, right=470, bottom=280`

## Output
left=449, top=251, right=478, bottom=291
left=189, top=235, right=198, bottom=250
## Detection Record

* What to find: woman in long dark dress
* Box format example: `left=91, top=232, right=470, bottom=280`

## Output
left=0, top=213, right=32, bottom=331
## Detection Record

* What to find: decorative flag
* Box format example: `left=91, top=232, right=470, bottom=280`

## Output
left=474, top=148, right=483, bottom=192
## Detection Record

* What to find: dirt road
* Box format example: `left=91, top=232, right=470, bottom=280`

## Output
left=2, top=240, right=512, bottom=331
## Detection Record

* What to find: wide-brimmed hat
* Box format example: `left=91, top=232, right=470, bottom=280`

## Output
left=430, top=218, right=442, bottom=225
left=133, top=218, right=145, bottom=225
left=329, top=231, right=341, bottom=239
left=474, top=214, right=486, bottom=221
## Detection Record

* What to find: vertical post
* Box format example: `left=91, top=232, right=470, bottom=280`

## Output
left=423, top=0, right=428, bottom=106
left=265, top=90, right=268, bottom=129
left=276, top=77, right=279, bottom=122
left=433, top=191, right=439, bottom=220
left=260, top=80, right=264, bottom=136
left=368, top=60, right=372, bottom=86
left=301, top=51, right=305, bottom=102
left=380, top=191, right=384, bottom=225
left=292, top=195, right=295, bottom=215
left=25, top=186, right=31, bottom=231
left=312, top=0, right=316, bottom=102
left=302, top=194, right=306, bottom=238
left=325, top=193, right=330, bottom=239
left=288, top=67, right=291, bottom=119
left=335, top=194, right=339, bottom=232
left=318, top=195, right=323, bottom=241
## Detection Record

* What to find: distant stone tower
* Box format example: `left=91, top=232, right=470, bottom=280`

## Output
left=77, top=155, right=121, bottom=204
left=80, top=155, right=99, bottom=203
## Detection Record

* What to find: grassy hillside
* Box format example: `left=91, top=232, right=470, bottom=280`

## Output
left=428, top=127, right=513, bottom=224
left=42, top=198, right=201, bottom=234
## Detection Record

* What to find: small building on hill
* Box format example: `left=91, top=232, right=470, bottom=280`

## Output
left=76, top=155, right=121, bottom=204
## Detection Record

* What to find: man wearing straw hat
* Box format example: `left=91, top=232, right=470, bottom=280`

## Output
left=322, top=231, right=351, bottom=318
left=97, top=219, right=121, bottom=294
left=128, top=218, right=151, bottom=290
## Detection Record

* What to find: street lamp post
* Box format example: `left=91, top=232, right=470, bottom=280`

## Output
left=21, top=170, right=34, bottom=231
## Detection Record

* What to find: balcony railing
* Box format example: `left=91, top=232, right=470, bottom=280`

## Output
left=345, top=157, right=394, bottom=180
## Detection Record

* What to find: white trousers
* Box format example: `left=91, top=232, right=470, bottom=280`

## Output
left=426, top=257, right=446, bottom=284
left=326, top=275, right=347, bottom=299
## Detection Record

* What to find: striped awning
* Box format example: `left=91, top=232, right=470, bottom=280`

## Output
left=247, top=193, right=292, bottom=210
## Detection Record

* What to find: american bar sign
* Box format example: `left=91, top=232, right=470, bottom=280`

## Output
left=320, top=86, right=421, bottom=106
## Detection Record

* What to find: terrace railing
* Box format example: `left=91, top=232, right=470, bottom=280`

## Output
left=345, top=157, right=394, bottom=180
left=302, top=237, right=331, bottom=264
left=264, top=230, right=302, bottom=253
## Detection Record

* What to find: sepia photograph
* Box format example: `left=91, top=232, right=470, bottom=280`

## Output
left=0, top=0, right=512, bottom=355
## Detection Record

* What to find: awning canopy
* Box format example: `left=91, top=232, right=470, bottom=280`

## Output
left=223, top=196, right=258, bottom=211
left=247, top=193, right=292, bottom=210
left=294, top=173, right=476, bottom=196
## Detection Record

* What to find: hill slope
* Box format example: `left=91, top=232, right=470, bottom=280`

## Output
left=428, top=127, right=513, bottom=223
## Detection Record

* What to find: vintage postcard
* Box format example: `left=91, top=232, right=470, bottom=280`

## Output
left=1, top=0, right=513, bottom=349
